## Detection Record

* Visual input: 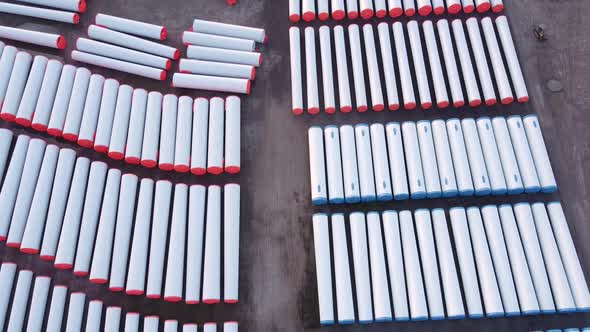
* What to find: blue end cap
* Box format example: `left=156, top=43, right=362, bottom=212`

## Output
left=377, top=193, right=393, bottom=201
left=522, top=309, right=541, bottom=316
left=542, top=185, right=558, bottom=193
left=442, top=189, right=458, bottom=198
left=427, top=191, right=442, bottom=199
left=448, top=314, right=466, bottom=320
left=358, top=319, right=373, bottom=324
left=355, top=123, right=369, bottom=128
left=394, top=193, right=410, bottom=200
left=431, top=315, right=445, bottom=320
left=541, top=309, right=557, bottom=315
left=459, top=189, right=475, bottom=197
left=361, top=194, right=376, bottom=203
left=565, top=329, right=581, bottom=332
left=411, top=191, right=427, bottom=200
left=411, top=316, right=429, bottom=321
left=525, top=185, right=541, bottom=193
left=505, top=311, right=521, bottom=317
left=345, top=196, right=361, bottom=204
left=312, top=197, right=328, bottom=206
left=486, top=312, right=505, bottom=318
left=492, top=188, right=508, bottom=195
left=577, top=306, right=590, bottom=312
left=475, top=187, right=492, bottom=196
left=558, top=307, right=577, bottom=314
left=329, top=197, right=345, bottom=204
left=469, top=313, right=485, bottom=319
left=395, top=317, right=410, bottom=322
left=338, top=319, right=355, bottom=325
left=320, top=320, right=335, bottom=325
left=375, top=317, right=393, bottom=322
left=507, top=187, right=525, bottom=195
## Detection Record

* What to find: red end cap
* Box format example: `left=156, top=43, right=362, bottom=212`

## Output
left=405, top=102, right=417, bottom=110
left=518, top=96, right=529, bottom=103
left=453, top=100, right=465, bottom=107
left=501, top=96, right=514, bottom=104
left=227, top=0, right=237, bottom=5
left=469, top=99, right=482, bottom=107
left=259, top=54, right=263, bottom=66
left=74, top=271, right=88, bottom=277
left=0, top=113, right=16, bottom=122
left=251, top=67, right=256, bottom=80
left=125, top=156, right=140, bottom=165
left=173, top=49, right=180, bottom=60
left=264, top=34, right=269, bottom=44
left=40, top=255, right=55, bottom=261
left=0, top=235, right=5, bottom=241
left=78, top=0, right=86, bottom=13
left=348, top=10, right=359, bottom=19
left=186, top=300, right=200, bottom=305
left=389, top=103, right=400, bottom=111
left=292, top=108, right=303, bottom=115
left=434, top=6, right=445, bottom=14
left=109, top=286, right=124, bottom=292
left=340, top=105, right=352, bottom=113
left=78, top=139, right=93, bottom=148
left=89, top=278, right=108, bottom=284
left=225, top=299, right=239, bottom=304
left=463, top=4, right=475, bottom=13
left=31, top=123, right=47, bottom=132
left=62, top=133, right=78, bottom=141
left=302, top=11, right=316, bottom=22
left=159, top=163, right=174, bottom=171
left=202, top=299, right=220, bottom=304
left=360, top=8, right=374, bottom=19
left=160, top=27, right=168, bottom=40
left=477, top=2, right=491, bottom=12
left=207, top=166, right=223, bottom=175
left=190, top=167, right=206, bottom=175
left=108, top=151, right=124, bottom=160
left=289, top=14, right=300, bottom=22
left=225, top=166, right=240, bottom=174
left=159, top=71, right=167, bottom=81
left=389, top=8, right=403, bottom=17
left=325, top=107, right=336, bottom=114
left=373, top=104, right=385, bottom=111
left=54, top=263, right=73, bottom=270
left=318, top=12, right=329, bottom=21
left=437, top=101, right=450, bottom=108
left=357, top=105, right=368, bottom=112
left=166, top=60, right=172, bottom=70
left=418, top=5, right=432, bottom=16
left=56, top=36, right=67, bottom=49
left=485, top=98, right=497, bottom=106
left=73, top=13, right=80, bottom=24
left=174, top=165, right=190, bottom=173
left=15, top=117, right=31, bottom=127
left=332, top=9, right=345, bottom=20
left=94, top=145, right=108, bottom=153
left=308, top=107, right=320, bottom=114
left=492, top=4, right=504, bottom=12
left=448, top=3, right=462, bottom=14
left=422, top=102, right=433, bottom=109
left=405, top=8, right=416, bottom=16
left=146, top=294, right=161, bottom=299
left=46, top=128, right=62, bottom=137
left=164, top=296, right=182, bottom=302
left=20, top=247, right=39, bottom=254
left=246, top=80, right=252, bottom=95
left=126, top=290, right=144, bottom=296
left=6, top=242, right=20, bottom=248
left=376, top=9, right=387, bottom=18
left=141, top=159, right=157, bottom=168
